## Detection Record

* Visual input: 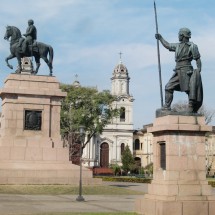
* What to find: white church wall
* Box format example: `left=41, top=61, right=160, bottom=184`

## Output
left=83, top=59, right=134, bottom=169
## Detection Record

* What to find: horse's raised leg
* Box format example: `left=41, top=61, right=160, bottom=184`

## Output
left=5, top=54, right=15, bottom=69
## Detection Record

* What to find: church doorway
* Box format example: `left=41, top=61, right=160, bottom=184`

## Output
left=100, top=142, right=109, bottom=167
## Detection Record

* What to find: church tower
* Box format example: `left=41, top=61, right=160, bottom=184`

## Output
left=109, top=54, right=134, bottom=129
left=111, top=56, right=130, bottom=96
left=99, top=55, right=134, bottom=167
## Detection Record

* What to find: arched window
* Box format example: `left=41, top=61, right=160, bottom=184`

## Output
left=134, top=139, right=140, bottom=150
left=120, top=107, right=125, bottom=122
left=121, top=143, right=125, bottom=155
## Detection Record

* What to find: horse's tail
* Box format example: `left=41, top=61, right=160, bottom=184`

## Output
left=48, top=45, right=54, bottom=69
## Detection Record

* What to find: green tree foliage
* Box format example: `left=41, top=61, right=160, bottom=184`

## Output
left=121, top=145, right=135, bottom=174
left=144, top=162, right=153, bottom=176
left=60, top=84, right=119, bottom=149
left=109, top=164, right=121, bottom=176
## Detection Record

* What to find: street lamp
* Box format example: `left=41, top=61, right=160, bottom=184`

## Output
left=76, top=125, right=85, bottom=202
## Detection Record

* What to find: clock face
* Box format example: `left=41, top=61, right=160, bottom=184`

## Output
left=24, top=110, right=42, bottom=130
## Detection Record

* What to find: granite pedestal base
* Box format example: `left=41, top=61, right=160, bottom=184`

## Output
left=0, top=74, right=100, bottom=185
left=136, top=114, right=215, bottom=215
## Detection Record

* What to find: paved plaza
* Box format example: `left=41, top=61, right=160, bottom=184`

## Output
left=0, top=182, right=214, bottom=215
left=0, top=194, right=141, bottom=214
left=0, top=182, right=147, bottom=215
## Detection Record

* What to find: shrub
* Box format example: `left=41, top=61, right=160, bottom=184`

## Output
left=208, top=180, right=215, bottom=187
left=95, top=176, right=152, bottom=184
left=109, top=164, right=121, bottom=176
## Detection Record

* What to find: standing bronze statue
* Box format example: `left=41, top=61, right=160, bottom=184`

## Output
left=155, top=28, right=203, bottom=113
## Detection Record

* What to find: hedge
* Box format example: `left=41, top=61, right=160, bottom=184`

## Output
left=94, top=176, right=152, bottom=183
left=95, top=177, right=215, bottom=186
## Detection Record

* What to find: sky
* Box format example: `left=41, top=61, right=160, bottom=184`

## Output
left=0, top=0, right=215, bottom=129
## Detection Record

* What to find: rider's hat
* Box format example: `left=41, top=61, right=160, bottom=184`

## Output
left=28, top=19, right=34, bottom=24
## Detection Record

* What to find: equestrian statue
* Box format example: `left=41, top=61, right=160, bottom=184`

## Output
left=4, top=19, right=53, bottom=76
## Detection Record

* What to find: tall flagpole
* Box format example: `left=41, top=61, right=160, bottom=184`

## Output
left=154, top=0, right=163, bottom=107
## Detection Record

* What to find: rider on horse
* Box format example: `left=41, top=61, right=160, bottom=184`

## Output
left=4, top=22, right=53, bottom=76
left=19, top=19, right=37, bottom=54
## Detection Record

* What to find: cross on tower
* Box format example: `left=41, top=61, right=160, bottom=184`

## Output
left=119, top=51, right=123, bottom=63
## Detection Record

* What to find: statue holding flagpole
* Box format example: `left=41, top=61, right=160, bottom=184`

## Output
left=154, top=1, right=203, bottom=114
left=154, top=0, right=163, bottom=108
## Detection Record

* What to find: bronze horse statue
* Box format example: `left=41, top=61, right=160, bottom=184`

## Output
left=4, top=26, right=53, bottom=76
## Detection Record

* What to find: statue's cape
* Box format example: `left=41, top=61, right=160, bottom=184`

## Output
left=189, top=69, right=203, bottom=108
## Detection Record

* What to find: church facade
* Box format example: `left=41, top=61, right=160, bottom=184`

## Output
left=82, top=59, right=134, bottom=168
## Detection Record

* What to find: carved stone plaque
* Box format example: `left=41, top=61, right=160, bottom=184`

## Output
left=24, top=110, right=42, bottom=130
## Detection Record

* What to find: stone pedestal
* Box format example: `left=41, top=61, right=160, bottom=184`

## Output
left=0, top=74, right=100, bottom=185
left=136, top=115, right=215, bottom=215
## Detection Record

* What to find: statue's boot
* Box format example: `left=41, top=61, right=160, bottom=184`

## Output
left=188, top=100, right=198, bottom=113
left=162, top=90, right=173, bottom=110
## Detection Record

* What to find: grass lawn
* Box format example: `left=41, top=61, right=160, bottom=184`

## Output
left=0, top=184, right=145, bottom=195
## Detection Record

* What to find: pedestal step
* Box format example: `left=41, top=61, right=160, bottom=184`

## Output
left=0, top=161, right=101, bottom=185
left=136, top=197, right=215, bottom=215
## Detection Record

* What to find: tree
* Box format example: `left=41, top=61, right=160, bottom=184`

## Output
left=60, top=84, right=119, bottom=157
left=171, top=100, right=215, bottom=124
left=121, top=145, right=135, bottom=174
